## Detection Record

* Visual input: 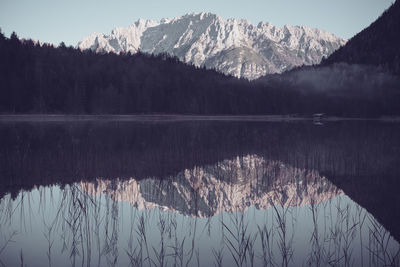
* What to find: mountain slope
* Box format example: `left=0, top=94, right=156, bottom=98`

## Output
left=78, top=13, right=345, bottom=79
left=1, top=31, right=400, bottom=116
left=323, top=1, right=400, bottom=74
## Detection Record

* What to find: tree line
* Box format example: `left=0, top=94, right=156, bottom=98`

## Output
left=0, top=30, right=399, bottom=116
left=322, top=0, right=400, bottom=75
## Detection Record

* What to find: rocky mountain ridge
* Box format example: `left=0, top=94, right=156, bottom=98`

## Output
left=78, top=13, right=346, bottom=79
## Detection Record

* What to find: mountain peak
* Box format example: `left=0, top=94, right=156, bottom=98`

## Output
left=133, top=18, right=157, bottom=27
left=78, top=13, right=345, bottom=79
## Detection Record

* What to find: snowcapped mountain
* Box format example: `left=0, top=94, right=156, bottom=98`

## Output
left=78, top=13, right=346, bottom=80
left=81, top=155, right=342, bottom=217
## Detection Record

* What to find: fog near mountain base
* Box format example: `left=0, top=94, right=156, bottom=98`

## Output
left=261, top=63, right=400, bottom=97
left=2, top=31, right=399, bottom=116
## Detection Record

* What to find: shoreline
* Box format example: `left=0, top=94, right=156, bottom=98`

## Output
left=0, top=114, right=399, bottom=122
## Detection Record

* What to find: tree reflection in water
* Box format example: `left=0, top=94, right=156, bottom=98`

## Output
left=0, top=161, right=399, bottom=266
left=0, top=120, right=400, bottom=266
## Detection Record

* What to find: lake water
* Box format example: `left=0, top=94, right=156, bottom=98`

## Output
left=0, top=120, right=399, bottom=266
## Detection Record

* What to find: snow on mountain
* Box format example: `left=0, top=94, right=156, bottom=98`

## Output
left=78, top=13, right=346, bottom=80
left=81, top=155, right=342, bottom=217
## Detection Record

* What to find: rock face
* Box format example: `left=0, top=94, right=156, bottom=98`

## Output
left=78, top=13, right=346, bottom=80
left=81, top=155, right=342, bottom=217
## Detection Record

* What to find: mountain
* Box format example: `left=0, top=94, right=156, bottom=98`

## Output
left=323, top=1, right=400, bottom=74
left=78, top=13, right=346, bottom=80
left=81, top=155, right=342, bottom=217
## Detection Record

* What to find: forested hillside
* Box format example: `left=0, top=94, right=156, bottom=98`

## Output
left=323, top=0, right=400, bottom=74
left=0, top=31, right=299, bottom=114
left=0, top=31, right=399, bottom=116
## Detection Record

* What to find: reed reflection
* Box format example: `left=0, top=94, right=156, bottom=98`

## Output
left=0, top=120, right=400, bottom=266
left=0, top=178, right=398, bottom=266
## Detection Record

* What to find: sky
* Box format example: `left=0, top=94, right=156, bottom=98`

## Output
left=0, top=0, right=395, bottom=46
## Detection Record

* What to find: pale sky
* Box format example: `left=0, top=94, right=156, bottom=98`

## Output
left=0, top=0, right=395, bottom=46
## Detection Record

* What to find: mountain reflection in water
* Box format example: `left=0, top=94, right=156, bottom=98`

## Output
left=81, top=155, right=342, bottom=217
left=0, top=120, right=399, bottom=266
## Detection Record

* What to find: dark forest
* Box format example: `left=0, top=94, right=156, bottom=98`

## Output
left=1, top=30, right=399, bottom=116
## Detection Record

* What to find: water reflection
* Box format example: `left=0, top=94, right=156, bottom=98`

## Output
left=81, top=155, right=342, bottom=217
left=0, top=121, right=400, bottom=266
left=0, top=172, right=398, bottom=266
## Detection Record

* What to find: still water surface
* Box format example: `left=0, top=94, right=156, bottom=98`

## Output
left=0, top=120, right=399, bottom=266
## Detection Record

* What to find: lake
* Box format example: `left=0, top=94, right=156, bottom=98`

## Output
left=0, top=119, right=399, bottom=266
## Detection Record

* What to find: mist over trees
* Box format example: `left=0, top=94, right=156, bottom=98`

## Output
left=0, top=30, right=399, bottom=116
left=257, top=63, right=400, bottom=116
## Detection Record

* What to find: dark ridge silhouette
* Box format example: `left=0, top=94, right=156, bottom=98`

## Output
left=1, top=30, right=400, bottom=116
left=0, top=31, right=297, bottom=115
left=322, top=0, right=400, bottom=74
left=255, top=1, right=400, bottom=104
left=0, top=121, right=399, bottom=241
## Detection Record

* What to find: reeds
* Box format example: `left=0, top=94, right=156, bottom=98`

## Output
left=270, top=193, right=295, bottom=267
left=257, top=223, right=275, bottom=267
left=0, top=180, right=399, bottom=267
left=0, top=230, right=18, bottom=267
left=367, top=214, right=400, bottom=267
left=220, top=212, right=259, bottom=267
